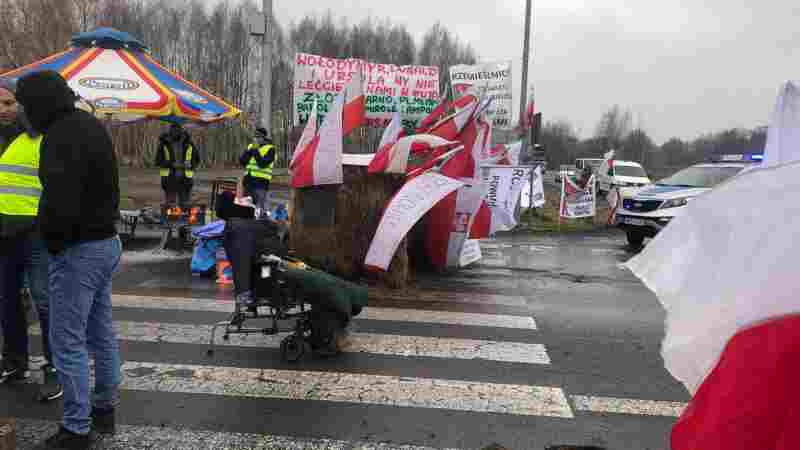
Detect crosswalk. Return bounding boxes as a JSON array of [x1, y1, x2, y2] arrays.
[[6, 288, 687, 449]]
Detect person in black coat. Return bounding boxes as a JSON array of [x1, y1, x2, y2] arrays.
[[15, 70, 121, 448]]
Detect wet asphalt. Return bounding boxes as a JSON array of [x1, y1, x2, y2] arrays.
[[1, 227, 687, 450]]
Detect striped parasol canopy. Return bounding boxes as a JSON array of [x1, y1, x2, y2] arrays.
[[0, 28, 241, 124]]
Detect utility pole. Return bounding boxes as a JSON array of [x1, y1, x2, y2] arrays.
[[261, 0, 273, 136], [519, 0, 533, 128]]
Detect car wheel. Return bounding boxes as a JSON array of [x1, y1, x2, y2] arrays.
[[626, 231, 645, 247]]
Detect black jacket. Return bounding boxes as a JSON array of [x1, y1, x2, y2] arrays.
[[155, 130, 200, 178], [15, 71, 119, 254]]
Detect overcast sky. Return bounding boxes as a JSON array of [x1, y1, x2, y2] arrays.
[[209, 0, 798, 143]]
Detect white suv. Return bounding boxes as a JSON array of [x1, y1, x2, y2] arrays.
[[597, 160, 651, 195]]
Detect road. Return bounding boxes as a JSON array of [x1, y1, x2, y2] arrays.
[[1, 229, 688, 450]]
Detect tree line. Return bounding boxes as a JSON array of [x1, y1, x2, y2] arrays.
[[539, 105, 767, 179], [0, 0, 477, 167]]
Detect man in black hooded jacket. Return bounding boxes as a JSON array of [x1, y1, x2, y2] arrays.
[[15, 70, 121, 450]]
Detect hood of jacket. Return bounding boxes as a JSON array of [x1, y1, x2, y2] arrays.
[[15, 71, 77, 134]]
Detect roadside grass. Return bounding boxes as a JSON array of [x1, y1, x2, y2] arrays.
[[516, 183, 615, 233]]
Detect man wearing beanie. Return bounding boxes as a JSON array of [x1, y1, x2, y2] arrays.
[[15, 70, 121, 449]]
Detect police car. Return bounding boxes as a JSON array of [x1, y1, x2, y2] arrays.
[[616, 153, 762, 246]]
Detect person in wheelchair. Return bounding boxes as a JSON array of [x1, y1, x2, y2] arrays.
[[214, 191, 365, 358]]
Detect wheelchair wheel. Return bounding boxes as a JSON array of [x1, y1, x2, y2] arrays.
[[280, 335, 310, 363]]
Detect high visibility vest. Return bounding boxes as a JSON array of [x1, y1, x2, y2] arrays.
[[0, 133, 43, 217], [245, 144, 274, 181], [160, 144, 194, 178]]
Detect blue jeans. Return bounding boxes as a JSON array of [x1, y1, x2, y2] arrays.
[[1, 232, 51, 367], [49, 236, 122, 435]]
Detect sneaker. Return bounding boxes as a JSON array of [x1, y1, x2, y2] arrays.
[[38, 364, 63, 402], [91, 407, 116, 435], [0, 362, 29, 384], [41, 427, 92, 450]]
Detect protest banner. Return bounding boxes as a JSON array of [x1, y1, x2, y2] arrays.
[[294, 53, 440, 129], [459, 239, 483, 267], [365, 172, 465, 271], [521, 165, 545, 209], [449, 61, 513, 129], [479, 165, 533, 233], [560, 175, 596, 219]]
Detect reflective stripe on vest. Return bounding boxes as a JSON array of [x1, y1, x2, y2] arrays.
[[185, 146, 194, 178], [245, 144, 274, 181], [160, 144, 194, 178], [0, 133, 43, 216]]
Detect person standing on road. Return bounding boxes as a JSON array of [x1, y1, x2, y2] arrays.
[[15, 70, 122, 450], [156, 123, 200, 207], [239, 127, 275, 217], [0, 78, 63, 402]]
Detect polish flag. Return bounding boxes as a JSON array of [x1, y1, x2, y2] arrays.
[[626, 82, 800, 449], [369, 134, 458, 175], [368, 110, 404, 174], [406, 146, 464, 181], [290, 100, 318, 170], [427, 94, 479, 141], [416, 93, 451, 134], [342, 70, 366, 136], [425, 115, 485, 269], [290, 90, 344, 188]]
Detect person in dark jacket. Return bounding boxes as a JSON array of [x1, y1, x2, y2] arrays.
[[0, 78, 63, 402], [238, 127, 275, 217], [15, 70, 121, 449], [155, 123, 200, 206]]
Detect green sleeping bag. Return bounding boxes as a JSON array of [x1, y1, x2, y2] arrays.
[[283, 267, 368, 320]]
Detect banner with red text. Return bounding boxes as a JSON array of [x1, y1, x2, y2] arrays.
[[294, 53, 440, 129]]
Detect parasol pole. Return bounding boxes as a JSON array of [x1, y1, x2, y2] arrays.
[[262, 0, 273, 137]]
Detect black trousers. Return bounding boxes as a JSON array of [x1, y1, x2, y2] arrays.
[[161, 176, 193, 206]]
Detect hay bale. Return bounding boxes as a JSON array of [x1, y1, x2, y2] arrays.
[[290, 165, 408, 288], [0, 417, 15, 450]]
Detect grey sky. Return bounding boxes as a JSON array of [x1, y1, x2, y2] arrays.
[[211, 0, 798, 143]]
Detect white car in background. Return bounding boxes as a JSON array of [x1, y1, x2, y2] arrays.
[[597, 160, 651, 195], [615, 154, 763, 246]]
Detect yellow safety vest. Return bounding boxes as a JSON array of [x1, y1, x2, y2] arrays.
[[160, 144, 194, 178], [245, 144, 274, 181], [0, 133, 43, 216]]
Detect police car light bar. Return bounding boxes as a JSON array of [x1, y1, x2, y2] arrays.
[[713, 153, 763, 163]]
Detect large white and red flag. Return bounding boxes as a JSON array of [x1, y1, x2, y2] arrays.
[[290, 90, 344, 188], [427, 94, 479, 141], [416, 91, 451, 134], [626, 81, 800, 450], [369, 132, 457, 175], [367, 110, 404, 174], [424, 115, 487, 269], [342, 70, 366, 136], [290, 100, 318, 170]]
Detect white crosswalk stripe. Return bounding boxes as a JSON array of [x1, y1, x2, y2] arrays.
[[112, 295, 538, 329], [31, 321, 551, 364], [15, 419, 462, 450], [118, 361, 575, 418], [571, 395, 686, 417]]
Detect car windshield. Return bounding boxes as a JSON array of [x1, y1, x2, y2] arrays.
[[657, 166, 743, 188], [614, 165, 647, 178]]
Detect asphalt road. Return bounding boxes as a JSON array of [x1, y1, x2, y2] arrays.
[[1, 229, 687, 450]]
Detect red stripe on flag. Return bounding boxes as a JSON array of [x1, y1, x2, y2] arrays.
[[367, 142, 393, 174], [343, 97, 365, 136], [671, 314, 800, 450], [469, 201, 491, 239], [290, 135, 319, 188]]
